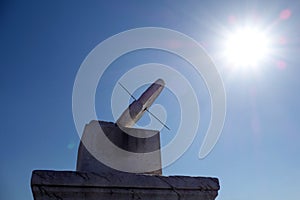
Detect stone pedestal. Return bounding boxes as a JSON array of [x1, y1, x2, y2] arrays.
[[31, 170, 220, 200], [77, 120, 162, 175]]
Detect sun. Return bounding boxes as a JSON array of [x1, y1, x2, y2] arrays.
[[224, 26, 270, 69]]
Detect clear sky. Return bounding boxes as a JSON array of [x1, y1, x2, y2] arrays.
[[1, 1, 300, 200]]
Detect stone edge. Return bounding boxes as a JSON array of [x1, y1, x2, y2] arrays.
[[31, 170, 220, 191]]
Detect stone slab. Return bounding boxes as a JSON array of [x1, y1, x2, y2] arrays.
[[31, 170, 220, 200]]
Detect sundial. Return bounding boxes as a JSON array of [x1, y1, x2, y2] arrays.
[[31, 78, 221, 199], [76, 79, 167, 175], [31, 77, 220, 200]]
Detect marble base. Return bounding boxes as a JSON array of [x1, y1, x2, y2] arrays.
[[31, 170, 220, 200]]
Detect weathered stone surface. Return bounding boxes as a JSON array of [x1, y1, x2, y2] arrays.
[[31, 170, 220, 200], [77, 120, 162, 175]]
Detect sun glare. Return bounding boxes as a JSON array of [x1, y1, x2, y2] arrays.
[[224, 27, 270, 68]]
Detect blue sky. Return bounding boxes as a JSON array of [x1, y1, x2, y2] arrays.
[[1, 1, 300, 200]]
